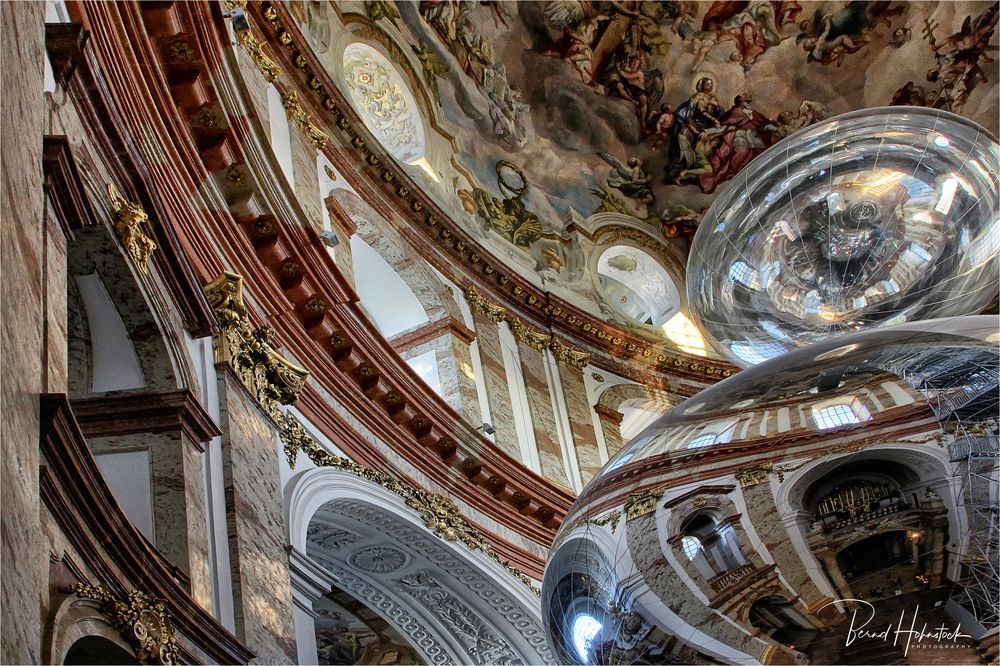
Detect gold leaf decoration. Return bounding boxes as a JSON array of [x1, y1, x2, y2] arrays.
[[107, 183, 156, 274], [236, 29, 282, 83], [204, 272, 308, 418], [282, 90, 329, 149], [278, 413, 538, 593], [72, 584, 179, 665]]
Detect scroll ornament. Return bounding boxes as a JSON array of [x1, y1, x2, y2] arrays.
[[282, 90, 329, 149], [72, 584, 179, 665], [204, 272, 308, 418]]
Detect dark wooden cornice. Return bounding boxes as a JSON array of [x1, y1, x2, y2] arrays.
[[39, 394, 254, 664], [42, 136, 100, 237], [45, 21, 88, 90], [71, 390, 222, 450]]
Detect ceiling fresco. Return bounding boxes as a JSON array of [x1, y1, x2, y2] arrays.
[[384, 0, 998, 231], [289, 0, 998, 347]]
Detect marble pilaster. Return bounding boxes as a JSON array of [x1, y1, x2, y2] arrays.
[[468, 310, 521, 460], [516, 342, 572, 488], [217, 371, 298, 663], [558, 363, 602, 484]]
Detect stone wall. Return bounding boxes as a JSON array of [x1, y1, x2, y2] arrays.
[[1, 2, 47, 662]]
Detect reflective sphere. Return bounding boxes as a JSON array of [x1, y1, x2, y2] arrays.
[[686, 107, 1000, 368], [543, 316, 998, 665]]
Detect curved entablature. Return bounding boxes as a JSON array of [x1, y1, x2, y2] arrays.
[[244, 1, 739, 387]]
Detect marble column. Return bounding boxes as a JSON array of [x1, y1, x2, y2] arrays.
[[217, 370, 298, 663], [814, 547, 855, 602]]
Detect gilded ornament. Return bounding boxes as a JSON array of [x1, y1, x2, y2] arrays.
[[204, 272, 308, 418], [277, 413, 538, 592], [735, 462, 773, 489], [509, 318, 550, 351], [72, 584, 179, 665], [235, 29, 282, 83], [281, 91, 329, 149], [625, 487, 664, 520], [168, 42, 195, 62], [467, 161, 542, 247], [591, 373, 606, 383], [692, 497, 708, 508], [107, 183, 156, 274], [225, 165, 246, 186], [323, 165, 337, 181], [549, 336, 590, 370], [465, 284, 507, 324]]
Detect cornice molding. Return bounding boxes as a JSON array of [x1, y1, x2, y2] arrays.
[[389, 315, 476, 352], [71, 390, 222, 449], [250, 2, 737, 383], [39, 394, 255, 664]]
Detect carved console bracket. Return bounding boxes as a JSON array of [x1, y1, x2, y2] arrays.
[[204, 272, 308, 418], [278, 413, 538, 594], [72, 584, 179, 665]]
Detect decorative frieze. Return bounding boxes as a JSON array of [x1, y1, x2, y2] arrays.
[[72, 584, 179, 665], [282, 90, 328, 149], [735, 462, 772, 489], [107, 183, 156, 273], [625, 487, 665, 520], [278, 413, 538, 593], [204, 272, 308, 418]]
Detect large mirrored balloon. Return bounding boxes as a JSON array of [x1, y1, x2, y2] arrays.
[[686, 107, 999, 368], [542, 316, 998, 665]]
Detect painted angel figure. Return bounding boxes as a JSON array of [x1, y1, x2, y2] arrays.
[[597, 152, 654, 215]]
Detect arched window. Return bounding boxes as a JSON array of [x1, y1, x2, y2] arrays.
[[342, 43, 430, 176], [686, 433, 717, 449], [571, 613, 602, 661], [597, 246, 679, 326], [681, 535, 702, 561]]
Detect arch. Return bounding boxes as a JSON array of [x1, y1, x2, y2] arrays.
[[333, 189, 460, 326], [64, 636, 138, 665], [44, 594, 136, 665], [349, 235, 430, 337], [66, 224, 196, 397], [596, 245, 680, 326], [595, 383, 675, 454], [284, 468, 552, 665]]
